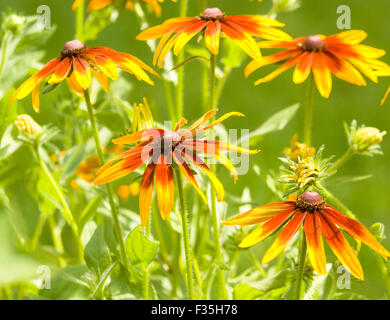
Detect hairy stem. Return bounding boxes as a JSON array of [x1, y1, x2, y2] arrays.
[[295, 232, 307, 300], [328, 148, 354, 173], [209, 53, 228, 299], [175, 168, 194, 299], [304, 75, 315, 146]]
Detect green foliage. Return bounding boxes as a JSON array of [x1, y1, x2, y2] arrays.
[[126, 226, 159, 268]]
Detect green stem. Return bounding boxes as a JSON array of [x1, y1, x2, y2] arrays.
[[295, 232, 307, 300], [316, 183, 356, 219], [143, 217, 151, 300], [35, 146, 83, 263], [31, 212, 47, 252], [83, 89, 130, 273], [209, 53, 227, 299], [176, 0, 188, 120], [248, 250, 267, 278], [175, 168, 194, 300], [376, 254, 390, 299], [328, 148, 354, 173], [47, 214, 66, 267], [75, 1, 84, 41], [303, 75, 315, 146], [215, 67, 232, 105], [0, 32, 10, 76], [192, 251, 205, 299]]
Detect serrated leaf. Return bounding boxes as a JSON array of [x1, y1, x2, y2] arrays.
[[241, 103, 300, 146], [126, 226, 159, 268]]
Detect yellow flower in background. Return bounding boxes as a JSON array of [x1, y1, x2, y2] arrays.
[[9, 40, 157, 112], [117, 182, 140, 202], [137, 7, 291, 68], [223, 191, 390, 280], [245, 30, 390, 98], [72, 0, 177, 17], [283, 133, 315, 162]]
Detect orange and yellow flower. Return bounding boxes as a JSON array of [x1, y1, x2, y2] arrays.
[[72, 0, 177, 17], [94, 109, 259, 226], [136, 7, 291, 68], [283, 133, 315, 162], [245, 30, 390, 98], [9, 40, 157, 112], [223, 190, 390, 280]]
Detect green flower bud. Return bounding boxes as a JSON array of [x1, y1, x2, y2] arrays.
[[14, 114, 42, 137], [355, 127, 386, 152]]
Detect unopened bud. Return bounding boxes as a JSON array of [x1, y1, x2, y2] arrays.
[[272, 0, 301, 12], [14, 114, 42, 137], [3, 14, 25, 34], [355, 127, 386, 151]]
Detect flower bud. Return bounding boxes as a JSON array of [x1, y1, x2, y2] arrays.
[[3, 14, 25, 34], [272, 0, 301, 12], [284, 133, 315, 162], [131, 97, 154, 133], [355, 127, 386, 151], [14, 114, 42, 137], [370, 223, 386, 242]]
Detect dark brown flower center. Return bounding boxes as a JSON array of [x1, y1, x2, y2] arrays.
[[200, 8, 225, 21], [302, 35, 326, 52], [295, 190, 325, 213], [61, 40, 87, 57]]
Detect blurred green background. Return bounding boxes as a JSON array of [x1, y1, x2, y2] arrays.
[[1, 0, 390, 299]]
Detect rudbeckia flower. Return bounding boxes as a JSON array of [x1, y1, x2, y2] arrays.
[[9, 40, 157, 112], [223, 190, 390, 280], [136, 7, 292, 68], [245, 30, 390, 98], [72, 0, 177, 17], [94, 109, 259, 226]]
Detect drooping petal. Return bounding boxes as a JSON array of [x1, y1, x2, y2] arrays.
[[72, 56, 92, 89], [324, 207, 390, 259], [139, 163, 156, 226], [66, 71, 84, 95], [239, 209, 297, 248], [381, 86, 390, 106], [91, 68, 109, 91], [173, 20, 207, 55], [204, 21, 221, 55], [183, 109, 218, 134], [48, 57, 72, 84], [319, 213, 364, 280], [181, 150, 224, 201], [293, 52, 314, 84], [262, 212, 306, 264], [155, 157, 175, 219], [304, 212, 327, 275], [223, 201, 295, 226], [9, 57, 61, 107], [312, 52, 332, 98], [172, 150, 207, 204]]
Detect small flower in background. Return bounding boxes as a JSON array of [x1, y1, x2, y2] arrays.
[[94, 109, 259, 226], [245, 30, 390, 98], [9, 40, 158, 112], [136, 7, 291, 68], [117, 182, 140, 202], [280, 146, 333, 195], [346, 120, 386, 156], [223, 190, 390, 280], [14, 114, 42, 137], [76, 155, 101, 183], [72, 0, 177, 17], [131, 97, 154, 133], [283, 133, 315, 162]]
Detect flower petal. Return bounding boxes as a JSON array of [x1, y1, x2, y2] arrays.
[[319, 213, 364, 280], [312, 52, 332, 98], [262, 212, 306, 264], [155, 159, 175, 220], [304, 212, 327, 275], [73, 56, 91, 89], [139, 163, 156, 226]]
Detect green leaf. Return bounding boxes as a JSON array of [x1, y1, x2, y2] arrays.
[[95, 110, 126, 132], [79, 193, 104, 231], [84, 225, 111, 277], [233, 283, 263, 300], [241, 103, 300, 146], [221, 38, 248, 69], [59, 142, 86, 180], [126, 226, 159, 268]]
